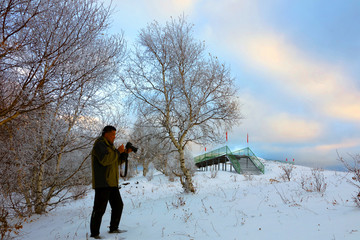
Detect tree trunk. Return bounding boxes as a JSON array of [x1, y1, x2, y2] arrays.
[[178, 148, 195, 193], [143, 160, 149, 177], [34, 108, 47, 214], [34, 163, 45, 214]]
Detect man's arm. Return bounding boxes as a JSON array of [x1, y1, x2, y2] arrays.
[[94, 141, 117, 166]]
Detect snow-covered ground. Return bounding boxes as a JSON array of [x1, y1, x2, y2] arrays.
[[17, 160, 359, 240]]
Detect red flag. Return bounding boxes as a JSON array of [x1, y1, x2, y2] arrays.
[[226, 132, 228, 142], [247, 133, 249, 144], [205, 147, 207, 152]]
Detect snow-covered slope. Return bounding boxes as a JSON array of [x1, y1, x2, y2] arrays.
[[17, 160, 359, 240]]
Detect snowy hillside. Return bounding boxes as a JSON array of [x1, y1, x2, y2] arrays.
[[17, 160, 359, 240]]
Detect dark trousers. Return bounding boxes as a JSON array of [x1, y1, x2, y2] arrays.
[[90, 187, 124, 236]]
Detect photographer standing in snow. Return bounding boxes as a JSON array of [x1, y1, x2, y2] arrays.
[[90, 125, 133, 239]]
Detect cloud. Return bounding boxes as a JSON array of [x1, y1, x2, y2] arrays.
[[239, 33, 360, 122], [233, 92, 323, 144], [106, 0, 199, 40], [119, 0, 197, 21], [326, 95, 360, 121], [266, 114, 322, 143], [314, 138, 360, 152], [197, 1, 360, 122], [142, 0, 197, 19]]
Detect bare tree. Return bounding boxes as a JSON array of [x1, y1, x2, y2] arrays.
[[122, 16, 241, 193]]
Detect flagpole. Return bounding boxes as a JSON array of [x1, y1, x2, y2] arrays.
[[247, 133, 249, 156], [247, 133, 249, 147]]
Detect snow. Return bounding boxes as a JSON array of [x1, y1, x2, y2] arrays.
[[17, 160, 360, 240]]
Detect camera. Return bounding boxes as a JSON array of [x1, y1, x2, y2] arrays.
[[125, 142, 138, 153]]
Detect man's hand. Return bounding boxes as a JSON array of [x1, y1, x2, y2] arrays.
[[118, 144, 133, 154], [118, 144, 125, 153]]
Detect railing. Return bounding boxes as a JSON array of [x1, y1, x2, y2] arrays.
[[225, 149, 242, 174], [194, 146, 232, 164], [233, 147, 265, 174]]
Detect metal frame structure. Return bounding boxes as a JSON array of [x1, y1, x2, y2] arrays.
[[194, 146, 265, 174]]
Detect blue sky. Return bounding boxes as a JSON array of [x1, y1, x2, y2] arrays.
[[106, 0, 360, 169]]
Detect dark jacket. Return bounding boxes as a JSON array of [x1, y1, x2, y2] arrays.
[[91, 136, 128, 189]]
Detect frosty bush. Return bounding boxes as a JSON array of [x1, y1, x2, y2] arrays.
[[0, 4, 126, 238], [145, 163, 155, 181], [166, 151, 198, 191], [301, 169, 327, 193]]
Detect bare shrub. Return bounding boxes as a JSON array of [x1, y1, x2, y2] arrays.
[[0, 205, 12, 240], [0, 195, 27, 240], [172, 196, 186, 209], [338, 153, 360, 207], [70, 185, 89, 201], [312, 169, 327, 192], [210, 168, 218, 179], [243, 173, 254, 181], [181, 208, 193, 223], [279, 164, 294, 181], [274, 185, 291, 204], [301, 168, 327, 193], [230, 175, 238, 182], [130, 199, 142, 209], [354, 192, 360, 208]]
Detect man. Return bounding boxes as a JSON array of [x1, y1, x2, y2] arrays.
[[90, 125, 132, 239]]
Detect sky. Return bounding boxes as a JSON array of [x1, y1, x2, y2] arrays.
[[105, 0, 360, 170]]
